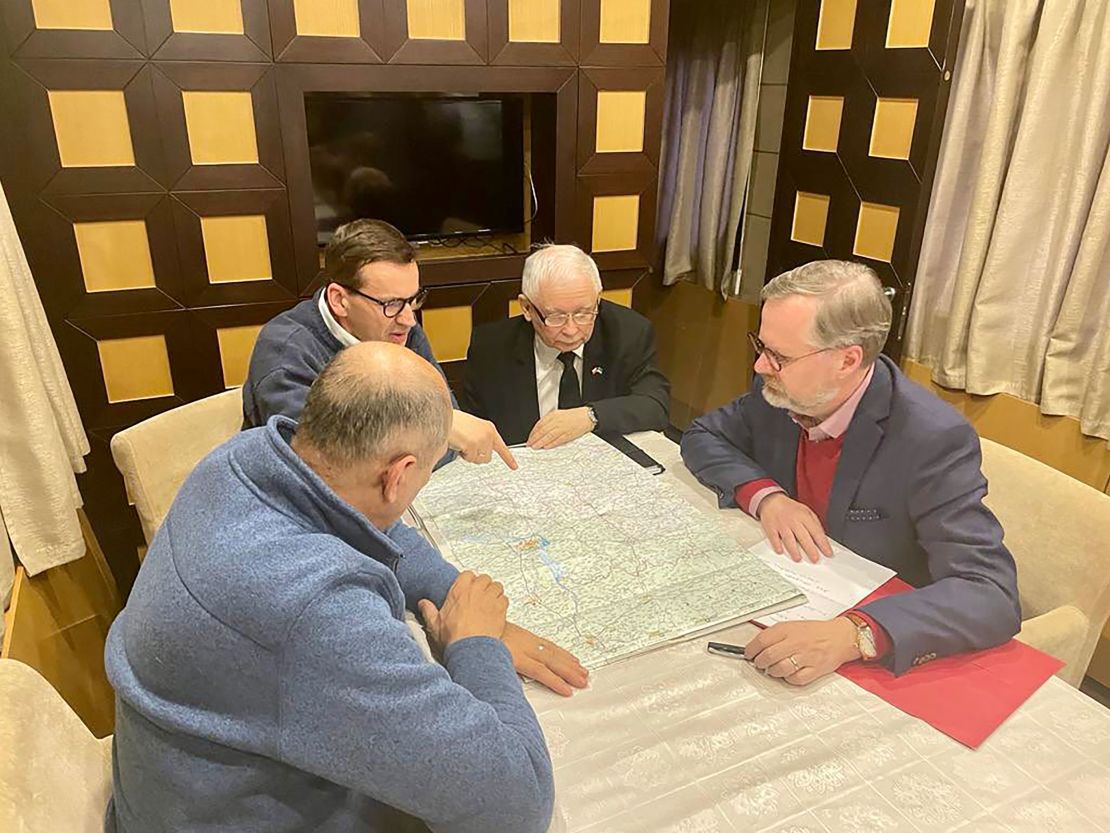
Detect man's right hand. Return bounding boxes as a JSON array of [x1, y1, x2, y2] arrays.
[[418, 571, 508, 648], [450, 410, 518, 469], [758, 493, 833, 563]]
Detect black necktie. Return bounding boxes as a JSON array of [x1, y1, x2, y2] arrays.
[[557, 351, 582, 410]]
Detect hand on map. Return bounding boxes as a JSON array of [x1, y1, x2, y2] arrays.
[[758, 493, 833, 563], [502, 622, 589, 697], [418, 571, 508, 647], [745, 618, 860, 685], [526, 408, 594, 449], [450, 410, 518, 468]]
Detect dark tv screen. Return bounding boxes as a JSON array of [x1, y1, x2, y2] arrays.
[[305, 94, 525, 242]]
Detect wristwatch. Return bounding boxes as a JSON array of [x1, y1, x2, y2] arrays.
[[843, 612, 878, 661], [585, 405, 598, 428]]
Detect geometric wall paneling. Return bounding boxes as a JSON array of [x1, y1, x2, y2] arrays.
[[381, 0, 488, 64], [487, 0, 580, 65], [275, 63, 577, 292], [192, 301, 297, 389], [3, 0, 145, 59], [58, 309, 211, 429], [268, 0, 388, 62], [35, 192, 183, 318], [419, 282, 487, 364], [13, 59, 168, 193], [580, 0, 667, 66], [766, 0, 964, 360], [152, 62, 283, 190], [170, 189, 298, 306], [575, 171, 656, 271], [576, 66, 663, 174], [141, 0, 272, 61]]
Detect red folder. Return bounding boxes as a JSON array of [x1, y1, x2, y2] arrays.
[[837, 578, 1064, 749]]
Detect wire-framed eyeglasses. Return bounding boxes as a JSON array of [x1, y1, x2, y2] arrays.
[[523, 296, 599, 328]]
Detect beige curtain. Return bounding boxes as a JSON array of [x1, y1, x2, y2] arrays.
[[656, 0, 767, 295], [906, 0, 1110, 442], [0, 179, 90, 615]]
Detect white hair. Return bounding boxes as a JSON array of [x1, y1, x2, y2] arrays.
[[761, 260, 892, 364], [521, 244, 602, 299]]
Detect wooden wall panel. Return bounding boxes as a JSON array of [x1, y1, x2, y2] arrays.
[[767, 0, 964, 361]]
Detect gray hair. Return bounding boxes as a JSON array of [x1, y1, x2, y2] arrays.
[[521, 244, 602, 299], [296, 349, 451, 468], [762, 260, 892, 364]]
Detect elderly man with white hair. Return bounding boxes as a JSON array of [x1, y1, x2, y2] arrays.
[[682, 260, 1021, 685], [462, 244, 670, 447]]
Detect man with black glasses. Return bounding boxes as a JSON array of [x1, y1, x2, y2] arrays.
[[462, 244, 670, 448], [242, 218, 515, 470]]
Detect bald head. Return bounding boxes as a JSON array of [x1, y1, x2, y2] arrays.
[[296, 341, 452, 470]]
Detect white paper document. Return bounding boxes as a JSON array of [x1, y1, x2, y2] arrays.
[[750, 538, 895, 626]]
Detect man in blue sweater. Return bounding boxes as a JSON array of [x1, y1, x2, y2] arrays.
[[242, 218, 515, 470], [241, 219, 587, 697], [105, 342, 556, 833]]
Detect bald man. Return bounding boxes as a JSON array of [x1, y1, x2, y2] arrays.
[[104, 343, 572, 833]]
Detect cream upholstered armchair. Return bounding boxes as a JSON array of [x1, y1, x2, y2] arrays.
[[979, 438, 1110, 686], [0, 659, 113, 832], [110, 388, 244, 547]]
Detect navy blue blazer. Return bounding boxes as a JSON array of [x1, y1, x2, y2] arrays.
[[680, 356, 1021, 674]]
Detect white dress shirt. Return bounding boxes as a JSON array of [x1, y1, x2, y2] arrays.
[[534, 337, 584, 418], [318, 292, 359, 348]]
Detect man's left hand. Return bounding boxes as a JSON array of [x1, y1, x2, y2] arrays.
[[744, 618, 860, 686], [502, 623, 589, 696], [527, 408, 594, 449]]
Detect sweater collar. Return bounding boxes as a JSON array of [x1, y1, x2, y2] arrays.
[[231, 416, 406, 568]]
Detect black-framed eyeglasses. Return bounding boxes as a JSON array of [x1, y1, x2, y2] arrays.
[[748, 332, 830, 373], [348, 287, 428, 318], [522, 295, 599, 328]]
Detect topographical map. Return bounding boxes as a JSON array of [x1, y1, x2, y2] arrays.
[[412, 433, 803, 669]]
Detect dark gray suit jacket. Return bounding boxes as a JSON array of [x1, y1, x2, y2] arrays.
[[462, 301, 670, 446], [680, 356, 1021, 674]]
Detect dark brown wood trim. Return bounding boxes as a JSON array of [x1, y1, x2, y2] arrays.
[[151, 61, 284, 190], [5, 0, 146, 59], [383, 0, 488, 65], [575, 171, 657, 272], [576, 66, 663, 175], [487, 0, 580, 66], [579, 0, 668, 67], [169, 189, 299, 307], [141, 0, 272, 61], [269, 0, 388, 63]]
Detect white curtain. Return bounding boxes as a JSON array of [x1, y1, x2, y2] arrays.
[[906, 0, 1110, 442], [0, 179, 90, 635], [656, 0, 768, 296]]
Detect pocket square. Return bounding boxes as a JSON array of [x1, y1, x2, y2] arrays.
[[847, 507, 885, 522]]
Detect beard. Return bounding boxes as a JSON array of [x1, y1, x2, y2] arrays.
[[760, 375, 839, 417]]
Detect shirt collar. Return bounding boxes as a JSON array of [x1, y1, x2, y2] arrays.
[[318, 290, 360, 348], [792, 364, 875, 441], [533, 334, 584, 368]]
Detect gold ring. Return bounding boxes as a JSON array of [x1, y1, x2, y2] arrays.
[[788, 655, 801, 672]]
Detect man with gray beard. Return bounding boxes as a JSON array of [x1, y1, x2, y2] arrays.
[[681, 260, 1020, 685]]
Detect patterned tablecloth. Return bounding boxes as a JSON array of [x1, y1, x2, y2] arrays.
[[526, 433, 1110, 832]]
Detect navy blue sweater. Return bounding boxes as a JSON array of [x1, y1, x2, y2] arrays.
[[241, 293, 457, 466], [104, 417, 553, 833]]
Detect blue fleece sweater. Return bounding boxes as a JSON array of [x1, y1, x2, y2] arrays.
[[241, 292, 457, 467], [104, 417, 553, 833]]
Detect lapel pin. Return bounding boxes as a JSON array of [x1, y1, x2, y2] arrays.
[[591, 366, 604, 376]]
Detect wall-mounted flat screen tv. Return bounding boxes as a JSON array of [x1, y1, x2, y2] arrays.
[[305, 93, 525, 243]]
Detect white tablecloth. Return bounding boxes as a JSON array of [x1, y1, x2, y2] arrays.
[[523, 433, 1110, 832]]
